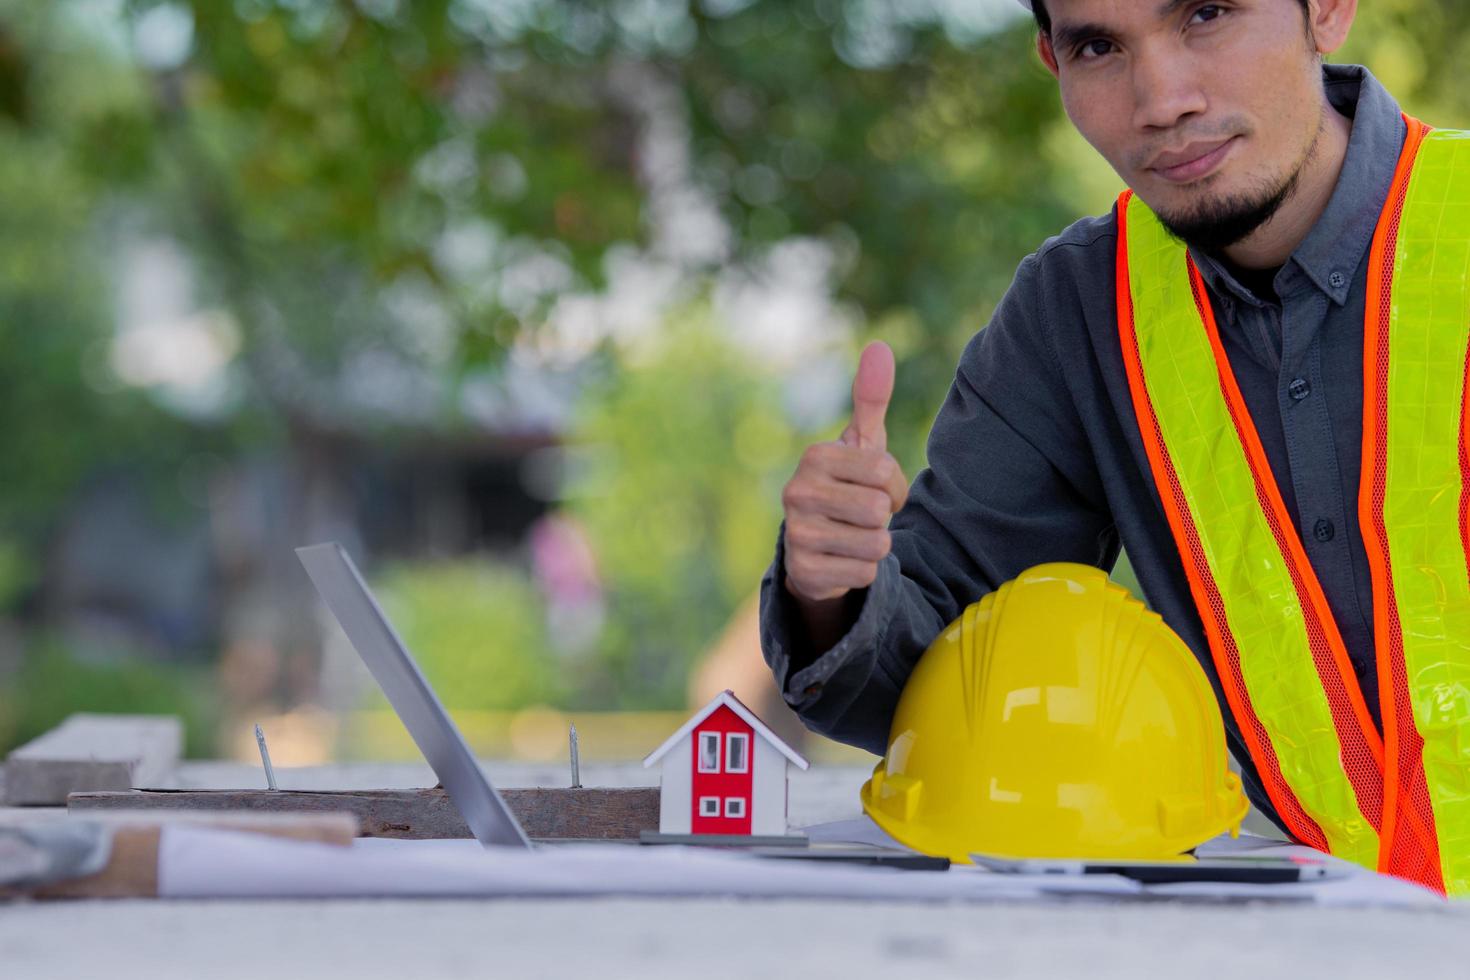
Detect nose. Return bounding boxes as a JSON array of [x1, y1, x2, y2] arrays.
[[1130, 43, 1207, 132]]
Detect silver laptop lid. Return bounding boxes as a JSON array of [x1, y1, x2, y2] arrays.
[[296, 542, 531, 849]]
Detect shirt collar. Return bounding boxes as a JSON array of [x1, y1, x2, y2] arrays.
[[1189, 64, 1406, 310]]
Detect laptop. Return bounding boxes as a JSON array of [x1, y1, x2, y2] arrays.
[[296, 542, 533, 849]]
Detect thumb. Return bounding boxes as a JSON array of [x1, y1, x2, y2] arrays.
[[842, 341, 895, 452]]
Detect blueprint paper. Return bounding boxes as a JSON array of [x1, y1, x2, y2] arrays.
[[159, 826, 1138, 901], [802, 820, 1444, 908], [156, 825, 1443, 908]]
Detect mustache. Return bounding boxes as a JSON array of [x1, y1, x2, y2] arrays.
[[1129, 119, 1251, 171]]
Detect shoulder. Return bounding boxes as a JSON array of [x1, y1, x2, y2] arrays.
[[946, 209, 1121, 486], [979, 207, 1119, 362], [961, 207, 1119, 393], [1024, 209, 1119, 290]]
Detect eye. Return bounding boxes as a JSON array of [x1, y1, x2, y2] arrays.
[[1191, 4, 1226, 25], [1075, 38, 1116, 61]]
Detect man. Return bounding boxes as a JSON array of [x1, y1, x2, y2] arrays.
[[760, 0, 1470, 895]]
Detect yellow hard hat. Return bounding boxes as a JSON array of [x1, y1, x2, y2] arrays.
[[860, 562, 1247, 863]]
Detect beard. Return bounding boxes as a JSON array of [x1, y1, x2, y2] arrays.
[[1149, 108, 1324, 254], [1153, 167, 1303, 253]]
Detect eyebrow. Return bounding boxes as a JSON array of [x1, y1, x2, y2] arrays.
[[1050, 20, 1114, 54], [1050, 0, 1202, 55], [1156, 0, 1200, 15]]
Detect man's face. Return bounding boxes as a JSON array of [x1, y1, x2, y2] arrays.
[[1040, 0, 1329, 249]]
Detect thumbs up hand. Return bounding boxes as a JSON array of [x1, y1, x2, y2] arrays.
[[781, 342, 910, 605]]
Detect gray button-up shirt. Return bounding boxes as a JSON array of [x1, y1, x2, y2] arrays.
[[758, 63, 1408, 833]]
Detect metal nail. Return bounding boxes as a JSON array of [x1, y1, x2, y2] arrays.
[[255, 723, 279, 791], [569, 723, 581, 789]]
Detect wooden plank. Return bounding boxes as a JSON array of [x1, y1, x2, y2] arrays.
[[502, 787, 661, 840], [68, 786, 661, 840], [8, 813, 358, 900], [3, 714, 183, 805]]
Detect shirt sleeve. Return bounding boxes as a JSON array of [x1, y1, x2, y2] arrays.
[[758, 248, 1121, 755]]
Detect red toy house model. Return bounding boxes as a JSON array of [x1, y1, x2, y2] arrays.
[[642, 690, 809, 838]]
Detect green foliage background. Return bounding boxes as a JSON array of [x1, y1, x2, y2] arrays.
[[373, 559, 561, 711], [2, 0, 1469, 749], [562, 314, 801, 708]]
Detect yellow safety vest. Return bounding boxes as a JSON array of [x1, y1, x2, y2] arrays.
[[1116, 116, 1470, 897]]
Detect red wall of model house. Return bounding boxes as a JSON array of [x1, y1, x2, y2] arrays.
[[689, 704, 754, 835]]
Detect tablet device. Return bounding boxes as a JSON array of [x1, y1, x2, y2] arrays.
[[969, 852, 1342, 884]]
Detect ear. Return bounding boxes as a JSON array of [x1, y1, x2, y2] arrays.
[[1309, 0, 1357, 55], [1036, 30, 1059, 76]]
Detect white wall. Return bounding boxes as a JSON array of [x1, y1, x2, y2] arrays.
[[750, 737, 789, 836], [657, 740, 693, 834]]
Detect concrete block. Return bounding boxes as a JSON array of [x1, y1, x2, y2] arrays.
[[3, 714, 183, 805]]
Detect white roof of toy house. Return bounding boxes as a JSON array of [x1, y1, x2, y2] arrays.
[[642, 690, 810, 770]]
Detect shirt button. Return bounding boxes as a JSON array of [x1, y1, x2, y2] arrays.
[[1289, 378, 1312, 401], [1314, 519, 1336, 543], [1329, 270, 1347, 289]]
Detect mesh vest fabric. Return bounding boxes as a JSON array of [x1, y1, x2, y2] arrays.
[[1115, 117, 1470, 896], [1362, 124, 1470, 896]]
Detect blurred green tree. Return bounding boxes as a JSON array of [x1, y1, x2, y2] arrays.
[[0, 7, 206, 605], [372, 557, 562, 711], [0, 638, 219, 756], [97, 1, 1087, 459], [4, 0, 1470, 731], [561, 310, 797, 708]]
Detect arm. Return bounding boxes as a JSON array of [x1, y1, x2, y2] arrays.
[[759, 250, 1120, 755]]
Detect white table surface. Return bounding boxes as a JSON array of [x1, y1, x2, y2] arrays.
[[3, 762, 1468, 980]]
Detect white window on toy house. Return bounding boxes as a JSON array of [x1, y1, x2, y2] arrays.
[[724, 797, 746, 819], [699, 796, 721, 817], [725, 732, 749, 773], [698, 731, 720, 772]]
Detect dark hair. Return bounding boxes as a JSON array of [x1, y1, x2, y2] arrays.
[[1030, 0, 1311, 37]]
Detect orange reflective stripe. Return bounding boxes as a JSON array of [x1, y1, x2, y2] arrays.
[[1462, 339, 1470, 597], [1115, 191, 1331, 852], [1362, 116, 1423, 869]]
